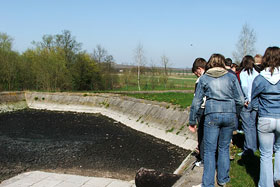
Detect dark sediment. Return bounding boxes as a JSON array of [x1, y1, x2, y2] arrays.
[[0, 109, 190, 182]]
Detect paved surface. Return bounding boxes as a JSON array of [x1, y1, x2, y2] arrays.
[[0, 155, 208, 187], [173, 153, 203, 187], [0, 171, 136, 187], [173, 153, 221, 187]]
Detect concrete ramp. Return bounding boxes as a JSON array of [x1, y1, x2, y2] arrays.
[[0, 92, 27, 113]]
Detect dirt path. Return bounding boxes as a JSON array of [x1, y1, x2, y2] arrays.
[[0, 109, 190, 182]]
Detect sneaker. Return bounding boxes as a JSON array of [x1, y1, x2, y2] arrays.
[[236, 130, 244, 134], [237, 151, 244, 156], [195, 161, 204, 167], [218, 182, 226, 186]]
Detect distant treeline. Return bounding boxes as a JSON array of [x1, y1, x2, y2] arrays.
[[0, 30, 120, 91], [0, 30, 193, 92]]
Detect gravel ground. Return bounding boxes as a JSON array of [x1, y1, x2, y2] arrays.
[[0, 109, 190, 182]]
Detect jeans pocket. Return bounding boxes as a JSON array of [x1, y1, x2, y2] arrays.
[[258, 118, 271, 133], [205, 114, 219, 126]]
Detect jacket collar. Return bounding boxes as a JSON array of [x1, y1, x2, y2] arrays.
[[205, 67, 228, 78], [260, 68, 280, 85]]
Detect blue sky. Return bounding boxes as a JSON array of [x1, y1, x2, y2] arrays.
[[1, 0, 279, 68]]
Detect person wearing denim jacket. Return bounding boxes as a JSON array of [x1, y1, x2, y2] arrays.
[[251, 47, 280, 187], [239, 55, 259, 157], [189, 54, 244, 187], [192, 57, 207, 166]]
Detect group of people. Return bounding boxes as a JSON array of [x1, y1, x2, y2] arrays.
[[188, 46, 280, 187]]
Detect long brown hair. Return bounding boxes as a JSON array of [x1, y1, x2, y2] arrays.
[[206, 54, 226, 70], [240, 55, 255, 75], [262, 46, 280, 75]]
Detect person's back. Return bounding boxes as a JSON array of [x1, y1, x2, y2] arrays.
[[199, 69, 243, 115], [189, 56, 244, 124], [252, 67, 280, 118], [225, 57, 236, 75], [240, 68, 259, 101], [251, 46, 280, 187], [239, 55, 259, 102], [189, 54, 244, 187], [238, 55, 259, 157]]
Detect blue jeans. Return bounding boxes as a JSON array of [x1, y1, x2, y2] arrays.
[[258, 117, 280, 187], [202, 113, 236, 187], [240, 107, 257, 154]]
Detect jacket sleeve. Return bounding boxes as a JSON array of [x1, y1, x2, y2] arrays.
[[189, 79, 205, 125], [232, 76, 245, 115], [251, 76, 264, 111]]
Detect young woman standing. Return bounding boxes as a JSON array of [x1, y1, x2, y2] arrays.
[[189, 54, 244, 187], [239, 55, 259, 157], [251, 46, 280, 187]]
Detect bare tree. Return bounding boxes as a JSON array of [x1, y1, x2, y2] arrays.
[[92, 45, 117, 90], [161, 55, 170, 76], [233, 23, 257, 63], [161, 55, 170, 88], [55, 30, 82, 66], [134, 43, 146, 91], [149, 59, 158, 90], [92, 44, 108, 63]]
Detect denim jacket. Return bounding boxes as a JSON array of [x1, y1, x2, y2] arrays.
[[251, 68, 280, 118], [189, 67, 245, 125]]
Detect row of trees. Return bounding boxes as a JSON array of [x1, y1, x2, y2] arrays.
[[0, 30, 117, 91], [0, 24, 257, 91], [0, 30, 179, 92]]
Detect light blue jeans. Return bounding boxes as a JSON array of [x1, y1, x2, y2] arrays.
[[258, 117, 280, 187], [202, 113, 236, 187], [240, 107, 257, 154]]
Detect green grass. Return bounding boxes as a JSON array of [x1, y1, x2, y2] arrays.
[[227, 144, 260, 187], [116, 74, 196, 91], [111, 85, 195, 91], [123, 92, 194, 108]]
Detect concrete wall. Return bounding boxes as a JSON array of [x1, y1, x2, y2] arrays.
[[0, 91, 27, 113], [0, 91, 197, 151]]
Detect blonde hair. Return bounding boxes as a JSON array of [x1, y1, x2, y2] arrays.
[[254, 54, 262, 64]]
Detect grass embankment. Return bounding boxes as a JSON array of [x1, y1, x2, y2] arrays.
[[124, 92, 194, 108], [125, 92, 259, 187]]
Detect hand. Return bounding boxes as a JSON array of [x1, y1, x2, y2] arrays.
[[244, 101, 249, 107], [189, 125, 197, 133]]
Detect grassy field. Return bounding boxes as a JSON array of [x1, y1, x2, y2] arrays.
[[124, 92, 259, 187], [123, 92, 194, 108], [115, 74, 197, 91]]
